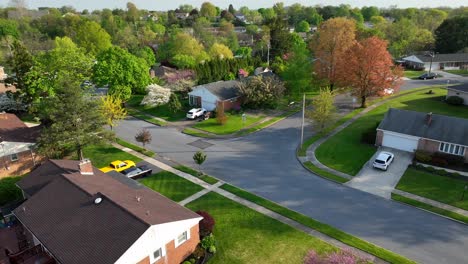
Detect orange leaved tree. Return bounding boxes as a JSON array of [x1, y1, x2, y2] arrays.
[[336, 36, 403, 108]]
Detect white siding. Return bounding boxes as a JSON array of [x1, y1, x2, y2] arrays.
[[114, 218, 201, 264], [447, 90, 468, 105], [188, 87, 219, 111], [382, 131, 420, 152], [0, 141, 35, 158]]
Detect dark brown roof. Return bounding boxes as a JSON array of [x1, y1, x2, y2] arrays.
[[0, 113, 41, 143], [15, 159, 201, 264]]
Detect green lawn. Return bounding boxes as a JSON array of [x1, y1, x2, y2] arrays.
[[82, 144, 142, 168], [392, 193, 468, 224], [182, 128, 213, 138], [316, 87, 468, 176], [186, 192, 337, 264], [220, 184, 415, 264], [445, 69, 468, 77], [193, 113, 264, 135], [0, 176, 22, 206], [127, 108, 167, 126], [395, 167, 468, 211], [404, 70, 424, 79], [303, 162, 349, 183], [174, 165, 219, 185], [127, 94, 190, 122], [139, 171, 203, 202], [116, 138, 155, 157]]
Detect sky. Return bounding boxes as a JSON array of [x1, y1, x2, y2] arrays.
[[0, 0, 466, 11]]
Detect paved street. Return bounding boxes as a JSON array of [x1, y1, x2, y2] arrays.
[[115, 78, 468, 264]]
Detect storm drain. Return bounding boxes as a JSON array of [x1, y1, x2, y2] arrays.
[[187, 139, 214, 149]]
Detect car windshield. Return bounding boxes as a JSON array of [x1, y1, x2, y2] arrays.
[[188, 110, 194, 114], [374, 159, 385, 164]]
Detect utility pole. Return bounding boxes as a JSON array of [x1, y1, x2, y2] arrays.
[[267, 42, 270, 66], [300, 93, 305, 146], [428, 51, 436, 75]]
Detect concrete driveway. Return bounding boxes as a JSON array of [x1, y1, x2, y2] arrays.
[[346, 148, 413, 199]]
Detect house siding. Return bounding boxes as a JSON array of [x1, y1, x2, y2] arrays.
[[447, 90, 468, 105], [0, 149, 40, 178], [418, 138, 468, 162]]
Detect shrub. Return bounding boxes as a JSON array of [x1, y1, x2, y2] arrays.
[[431, 157, 449, 167], [196, 211, 215, 237], [433, 152, 465, 166], [208, 245, 216, 254], [216, 102, 227, 125], [182, 261, 191, 264], [414, 150, 433, 163], [167, 93, 182, 113], [446, 96, 464, 105], [201, 234, 216, 250], [192, 245, 205, 259], [360, 121, 379, 145], [0, 177, 22, 206]]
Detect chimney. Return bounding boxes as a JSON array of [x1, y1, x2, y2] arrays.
[[79, 159, 94, 175], [426, 112, 433, 126]]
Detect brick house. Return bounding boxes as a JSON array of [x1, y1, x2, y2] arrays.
[[0, 113, 42, 178], [376, 108, 468, 162], [188, 80, 242, 111], [447, 83, 468, 106], [12, 159, 202, 264]]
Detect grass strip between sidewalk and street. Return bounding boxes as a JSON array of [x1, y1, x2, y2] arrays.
[[116, 138, 155, 157], [220, 184, 416, 264], [127, 108, 167, 127], [391, 193, 468, 224], [174, 165, 219, 185], [182, 128, 213, 138], [303, 161, 349, 183]]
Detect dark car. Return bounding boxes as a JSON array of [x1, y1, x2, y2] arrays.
[[418, 72, 438, 80], [121, 165, 152, 179]]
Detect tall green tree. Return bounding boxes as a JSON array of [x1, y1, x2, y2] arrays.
[[306, 88, 336, 131], [281, 43, 313, 95], [435, 16, 468, 53], [200, 2, 217, 18], [8, 40, 33, 94], [74, 20, 112, 56], [38, 84, 112, 160]]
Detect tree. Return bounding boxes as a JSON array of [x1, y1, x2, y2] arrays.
[[209, 43, 233, 59], [193, 151, 207, 173], [74, 21, 112, 56], [93, 46, 151, 99], [361, 6, 380, 21], [311, 18, 356, 91], [435, 16, 468, 53], [7, 40, 33, 95], [336, 37, 402, 108], [216, 101, 227, 125], [159, 32, 209, 67], [38, 85, 111, 160], [295, 20, 310, 33], [135, 128, 152, 147], [239, 75, 285, 109], [200, 2, 217, 18], [126, 2, 139, 24], [167, 93, 182, 113], [100, 95, 127, 130], [306, 88, 336, 131], [196, 211, 215, 237], [281, 43, 313, 95], [228, 4, 236, 15], [141, 84, 171, 106]]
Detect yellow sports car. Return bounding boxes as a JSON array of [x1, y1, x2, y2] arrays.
[[100, 160, 136, 173]]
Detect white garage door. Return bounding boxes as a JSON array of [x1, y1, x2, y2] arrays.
[[382, 132, 419, 152]]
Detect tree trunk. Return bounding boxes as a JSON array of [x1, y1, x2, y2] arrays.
[[110, 125, 113, 130], [78, 147, 84, 161], [330, 83, 334, 91], [361, 96, 367, 108]]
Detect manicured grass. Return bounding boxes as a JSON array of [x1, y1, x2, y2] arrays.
[[193, 113, 264, 135], [404, 70, 424, 79], [174, 165, 219, 185], [303, 161, 349, 183], [127, 94, 189, 122], [391, 193, 468, 224], [116, 138, 155, 157], [238, 108, 299, 136], [316, 87, 468, 176], [395, 167, 468, 210], [182, 128, 213, 138], [220, 184, 415, 264], [82, 144, 142, 168], [139, 171, 203, 202], [127, 108, 167, 126], [0, 176, 22, 206], [186, 192, 337, 264], [445, 69, 468, 77]]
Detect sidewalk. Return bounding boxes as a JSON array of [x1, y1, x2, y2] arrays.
[[113, 143, 386, 263]]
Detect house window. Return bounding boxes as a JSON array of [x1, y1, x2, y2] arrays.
[[153, 248, 162, 261], [439, 142, 465, 156], [175, 231, 188, 247], [10, 153, 18, 161]]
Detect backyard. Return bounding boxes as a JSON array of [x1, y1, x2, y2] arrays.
[[193, 113, 265, 135], [126, 94, 190, 122], [139, 171, 203, 202], [395, 167, 468, 211], [316, 87, 468, 176]]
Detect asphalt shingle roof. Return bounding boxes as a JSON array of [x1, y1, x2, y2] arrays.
[[198, 80, 240, 100], [378, 108, 468, 146], [0, 113, 41, 143], [448, 83, 468, 93], [414, 53, 468, 63]]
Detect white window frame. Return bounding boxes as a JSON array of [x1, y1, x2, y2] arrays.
[[175, 230, 190, 248], [10, 153, 18, 161], [150, 247, 163, 263], [439, 142, 465, 156]]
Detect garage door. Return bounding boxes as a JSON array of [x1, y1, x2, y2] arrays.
[[382, 132, 419, 152]]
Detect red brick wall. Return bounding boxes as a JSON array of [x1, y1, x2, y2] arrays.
[[0, 150, 42, 178], [375, 130, 383, 146], [164, 225, 200, 264], [417, 139, 440, 153], [220, 97, 242, 111], [136, 256, 150, 264]]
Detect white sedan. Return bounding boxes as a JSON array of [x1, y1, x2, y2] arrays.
[[186, 108, 206, 119], [372, 151, 395, 171]]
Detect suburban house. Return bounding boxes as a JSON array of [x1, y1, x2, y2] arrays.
[[447, 83, 468, 105], [188, 80, 242, 111], [376, 108, 468, 162], [401, 53, 468, 71], [0, 113, 41, 178], [9, 159, 202, 264]]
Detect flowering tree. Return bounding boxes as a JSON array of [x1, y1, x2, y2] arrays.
[[141, 84, 171, 106]]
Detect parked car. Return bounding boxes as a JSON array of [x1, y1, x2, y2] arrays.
[[186, 108, 206, 119], [372, 152, 395, 171], [121, 165, 152, 179], [100, 160, 136, 173], [418, 72, 438, 80]]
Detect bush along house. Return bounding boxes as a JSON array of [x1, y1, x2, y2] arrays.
[[8, 159, 202, 264]]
